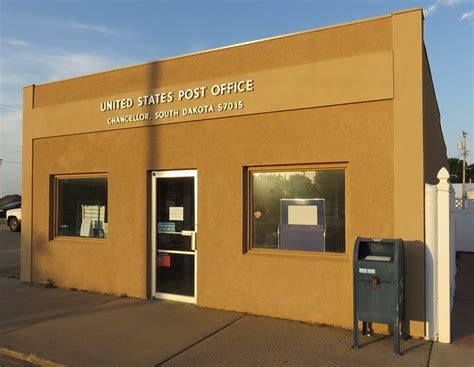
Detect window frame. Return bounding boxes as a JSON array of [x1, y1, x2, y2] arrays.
[[245, 163, 347, 255], [53, 173, 109, 240]]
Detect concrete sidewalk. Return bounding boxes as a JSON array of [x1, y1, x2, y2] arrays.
[[430, 343, 474, 367], [0, 277, 465, 366], [428, 251, 474, 367]]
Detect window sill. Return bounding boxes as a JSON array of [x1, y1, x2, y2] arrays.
[[51, 236, 109, 244], [246, 247, 349, 260]]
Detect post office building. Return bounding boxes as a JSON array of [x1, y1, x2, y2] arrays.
[[21, 8, 447, 338]]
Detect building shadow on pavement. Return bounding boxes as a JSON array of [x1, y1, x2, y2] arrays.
[[451, 252, 474, 347]]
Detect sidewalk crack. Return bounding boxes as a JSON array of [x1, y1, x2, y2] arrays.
[[155, 314, 247, 366]]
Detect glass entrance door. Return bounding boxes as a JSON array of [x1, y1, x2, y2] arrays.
[[152, 170, 197, 303]]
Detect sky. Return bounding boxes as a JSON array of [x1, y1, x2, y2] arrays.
[[0, 0, 473, 196]]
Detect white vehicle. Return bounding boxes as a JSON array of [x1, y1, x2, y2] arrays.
[[6, 207, 21, 232]]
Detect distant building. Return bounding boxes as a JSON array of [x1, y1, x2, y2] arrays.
[[452, 183, 474, 199]]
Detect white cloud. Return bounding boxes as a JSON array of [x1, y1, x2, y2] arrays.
[[441, 0, 462, 5], [0, 110, 22, 196], [0, 47, 129, 196], [70, 21, 123, 37], [0, 86, 23, 108], [0, 72, 35, 87], [460, 11, 474, 20], [35, 52, 121, 81], [424, 5, 439, 16], [424, 0, 465, 16], [1, 48, 126, 118], [0, 38, 29, 46], [1, 49, 128, 85], [0, 111, 22, 146]]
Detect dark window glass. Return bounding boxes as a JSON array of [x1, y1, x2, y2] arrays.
[[57, 178, 108, 238], [157, 253, 194, 296], [156, 177, 195, 252], [251, 169, 345, 253]]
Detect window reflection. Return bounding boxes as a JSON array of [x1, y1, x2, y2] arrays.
[[251, 169, 345, 252], [57, 177, 108, 238]]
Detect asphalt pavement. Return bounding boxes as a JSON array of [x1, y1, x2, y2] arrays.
[[452, 252, 474, 347], [0, 222, 20, 279]]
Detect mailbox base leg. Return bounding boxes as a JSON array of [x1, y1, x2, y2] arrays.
[[402, 317, 408, 340], [353, 318, 359, 349], [394, 321, 401, 355]]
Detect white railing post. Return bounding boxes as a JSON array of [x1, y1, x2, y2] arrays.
[[425, 183, 438, 340], [449, 189, 457, 309], [437, 167, 451, 343]]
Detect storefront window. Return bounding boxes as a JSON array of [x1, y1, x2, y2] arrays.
[[56, 177, 108, 238], [250, 168, 345, 253]]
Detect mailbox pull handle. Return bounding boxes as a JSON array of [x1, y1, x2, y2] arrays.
[[182, 230, 196, 251], [371, 276, 381, 289]]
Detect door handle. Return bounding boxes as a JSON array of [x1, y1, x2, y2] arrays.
[[181, 230, 196, 251]]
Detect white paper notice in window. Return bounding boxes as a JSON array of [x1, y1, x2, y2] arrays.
[[169, 207, 184, 221], [80, 220, 93, 237], [288, 205, 318, 225]]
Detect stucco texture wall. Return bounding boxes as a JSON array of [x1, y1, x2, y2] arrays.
[[31, 100, 394, 330]]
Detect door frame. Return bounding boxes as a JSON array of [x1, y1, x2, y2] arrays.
[[151, 169, 198, 303]]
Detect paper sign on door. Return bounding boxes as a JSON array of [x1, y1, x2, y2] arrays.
[[169, 207, 184, 221]]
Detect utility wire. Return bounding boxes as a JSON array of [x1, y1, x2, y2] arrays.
[[0, 150, 21, 155], [0, 104, 22, 112], [1, 160, 22, 164], [0, 143, 21, 148], [0, 146, 21, 150]]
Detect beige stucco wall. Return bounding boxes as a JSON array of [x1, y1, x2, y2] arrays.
[[21, 8, 438, 337], [391, 8, 426, 337], [31, 101, 394, 328]]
